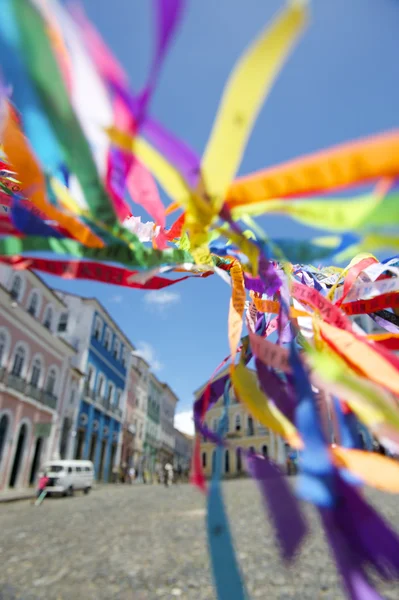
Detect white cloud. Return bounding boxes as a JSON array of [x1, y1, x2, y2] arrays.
[[109, 294, 123, 303], [143, 290, 180, 310], [135, 341, 163, 372], [174, 410, 195, 437]]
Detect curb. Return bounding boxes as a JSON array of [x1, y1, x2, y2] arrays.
[[0, 493, 35, 504]]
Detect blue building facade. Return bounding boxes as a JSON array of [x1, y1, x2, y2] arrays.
[[71, 304, 131, 482]]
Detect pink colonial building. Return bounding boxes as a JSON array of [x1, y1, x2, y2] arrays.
[[0, 264, 83, 493]]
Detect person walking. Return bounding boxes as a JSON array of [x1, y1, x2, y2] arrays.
[[33, 471, 49, 506], [128, 466, 135, 484]]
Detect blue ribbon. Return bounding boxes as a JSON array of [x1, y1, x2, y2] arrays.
[[290, 343, 336, 508], [206, 380, 249, 600], [0, 0, 64, 175]]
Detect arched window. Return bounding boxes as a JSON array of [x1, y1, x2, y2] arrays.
[[46, 367, 57, 395], [93, 316, 102, 340], [261, 445, 268, 458], [12, 346, 25, 377], [225, 449, 230, 473], [43, 306, 53, 330], [104, 328, 112, 351], [10, 276, 22, 301], [58, 312, 68, 333], [236, 448, 242, 473], [235, 414, 241, 432], [97, 374, 105, 398], [202, 452, 207, 468], [113, 338, 120, 360], [86, 365, 95, 390], [0, 413, 10, 467], [0, 332, 7, 366], [247, 416, 254, 437], [27, 291, 39, 317], [30, 357, 42, 388], [69, 388, 76, 405], [106, 382, 115, 404], [115, 389, 122, 408], [249, 446, 256, 455]]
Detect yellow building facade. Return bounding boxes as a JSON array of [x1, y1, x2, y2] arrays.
[[196, 371, 287, 479]]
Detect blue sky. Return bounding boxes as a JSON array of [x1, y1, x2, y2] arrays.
[[44, 0, 399, 426]]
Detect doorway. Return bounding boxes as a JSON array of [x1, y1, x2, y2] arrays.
[[108, 443, 117, 482], [9, 423, 27, 488], [29, 437, 43, 485], [74, 428, 85, 459], [98, 439, 107, 481], [0, 414, 10, 469], [89, 433, 97, 463], [59, 418, 71, 459]]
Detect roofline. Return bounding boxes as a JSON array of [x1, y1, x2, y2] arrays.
[[161, 382, 179, 403], [82, 297, 135, 351], [54, 290, 135, 351], [28, 273, 67, 308], [174, 428, 194, 441], [0, 284, 77, 355]]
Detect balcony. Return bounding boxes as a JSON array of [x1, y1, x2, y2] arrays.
[[0, 371, 58, 410], [7, 373, 26, 393], [25, 383, 42, 403], [41, 390, 57, 410]]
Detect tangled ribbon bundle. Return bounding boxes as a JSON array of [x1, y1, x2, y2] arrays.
[[1, 1, 399, 598]]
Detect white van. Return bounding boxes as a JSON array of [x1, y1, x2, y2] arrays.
[[43, 460, 94, 496]]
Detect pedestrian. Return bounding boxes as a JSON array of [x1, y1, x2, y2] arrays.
[[33, 471, 49, 506], [129, 466, 135, 484], [112, 465, 118, 484], [164, 463, 173, 487]]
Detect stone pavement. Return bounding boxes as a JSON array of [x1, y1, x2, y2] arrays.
[[0, 479, 398, 600]]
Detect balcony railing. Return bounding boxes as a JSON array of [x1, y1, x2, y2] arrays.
[[0, 370, 58, 410], [25, 383, 42, 403]]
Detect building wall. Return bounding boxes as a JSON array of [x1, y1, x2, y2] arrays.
[[129, 355, 149, 476], [0, 269, 77, 491], [57, 295, 133, 482], [198, 380, 286, 479], [121, 362, 139, 469], [174, 429, 193, 473], [144, 374, 162, 475], [159, 384, 178, 464]]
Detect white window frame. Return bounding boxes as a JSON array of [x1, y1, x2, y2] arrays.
[[235, 414, 241, 432], [104, 327, 112, 351], [0, 328, 11, 368], [96, 373, 106, 398], [106, 382, 115, 405], [10, 343, 29, 378], [94, 316, 103, 341], [45, 366, 58, 396], [87, 365, 95, 390], [29, 355, 43, 388], [26, 289, 41, 318], [58, 312, 68, 333], [113, 338, 120, 360], [10, 274, 25, 302], [43, 305, 54, 330]]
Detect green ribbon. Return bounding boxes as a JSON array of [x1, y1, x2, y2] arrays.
[[0, 236, 194, 269]]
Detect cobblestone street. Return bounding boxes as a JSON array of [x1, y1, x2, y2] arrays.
[[1, 480, 399, 600]]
